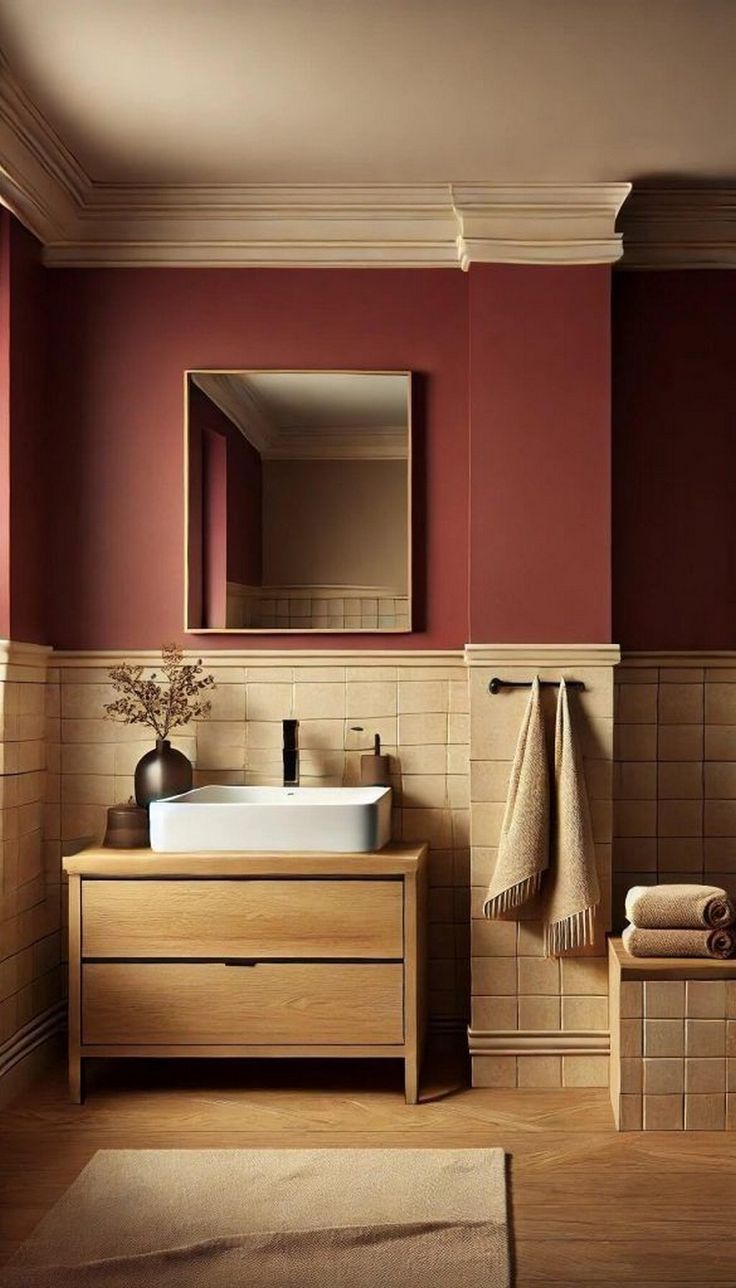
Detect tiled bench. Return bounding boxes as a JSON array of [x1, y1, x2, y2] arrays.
[[608, 937, 736, 1131]]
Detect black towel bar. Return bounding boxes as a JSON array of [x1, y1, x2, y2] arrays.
[[488, 677, 586, 694]]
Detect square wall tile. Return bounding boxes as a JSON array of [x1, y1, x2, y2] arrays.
[[620, 982, 643, 1018], [658, 799, 702, 838], [658, 726, 703, 762], [644, 981, 685, 1019], [643, 1094, 683, 1130], [685, 1058, 726, 1093], [686, 1018, 726, 1058], [619, 1095, 642, 1131], [658, 762, 703, 800], [472, 1056, 516, 1088], [518, 996, 561, 1030], [684, 1094, 725, 1130], [686, 980, 727, 1019], [517, 956, 560, 996], [658, 684, 703, 725], [618, 685, 657, 723], [644, 1019, 685, 1058], [517, 1056, 562, 1088], [620, 1058, 643, 1093], [643, 1058, 684, 1095], [562, 1055, 608, 1087]]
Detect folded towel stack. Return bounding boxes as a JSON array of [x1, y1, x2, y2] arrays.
[[622, 884, 736, 959]]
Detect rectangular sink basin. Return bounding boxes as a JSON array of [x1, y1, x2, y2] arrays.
[[149, 785, 392, 854]]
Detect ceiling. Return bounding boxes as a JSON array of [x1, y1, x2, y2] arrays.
[[1, 0, 735, 185], [0, 0, 734, 267]]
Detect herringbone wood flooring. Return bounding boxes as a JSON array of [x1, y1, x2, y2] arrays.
[[1, 1042, 735, 1285]]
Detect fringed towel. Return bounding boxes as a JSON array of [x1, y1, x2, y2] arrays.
[[625, 883, 736, 931], [544, 679, 599, 956], [483, 677, 550, 918], [622, 924, 736, 960]]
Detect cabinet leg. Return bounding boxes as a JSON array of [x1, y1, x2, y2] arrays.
[[404, 1055, 419, 1105], [69, 1054, 83, 1104]]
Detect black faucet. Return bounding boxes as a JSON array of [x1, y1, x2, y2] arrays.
[[282, 719, 299, 786]]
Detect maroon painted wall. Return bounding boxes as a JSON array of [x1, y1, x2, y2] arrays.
[[613, 272, 736, 651], [45, 267, 469, 649], [468, 264, 612, 643], [0, 216, 11, 638], [0, 213, 48, 644], [188, 383, 263, 624]]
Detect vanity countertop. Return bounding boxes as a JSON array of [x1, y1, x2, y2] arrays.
[[63, 841, 428, 878]]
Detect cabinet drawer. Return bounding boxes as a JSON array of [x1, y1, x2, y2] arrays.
[[82, 879, 403, 959], [82, 961, 404, 1046]]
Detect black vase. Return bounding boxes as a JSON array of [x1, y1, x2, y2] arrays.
[[134, 738, 193, 808]]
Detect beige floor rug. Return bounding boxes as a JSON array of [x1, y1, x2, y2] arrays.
[[1, 1148, 510, 1287]]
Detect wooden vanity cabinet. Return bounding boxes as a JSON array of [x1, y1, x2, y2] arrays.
[[63, 844, 427, 1104]]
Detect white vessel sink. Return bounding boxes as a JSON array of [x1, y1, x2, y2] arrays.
[[149, 784, 392, 854]]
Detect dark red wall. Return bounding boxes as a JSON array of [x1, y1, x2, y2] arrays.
[[613, 272, 736, 650], [469, 264, 612, 643], [44, 267, 470, 649], [0, 213, 48, 644], [188, 384, 263, 602]]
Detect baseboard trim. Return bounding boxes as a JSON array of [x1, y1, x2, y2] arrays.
[[468, 1027, 610, 1056], [0, 1001, 66, 1108]]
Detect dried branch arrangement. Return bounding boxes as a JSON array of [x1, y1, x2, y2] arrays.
[[103, 644, 215, 739]]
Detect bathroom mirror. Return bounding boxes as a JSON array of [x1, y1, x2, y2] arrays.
[[185, 370, 411, 631]]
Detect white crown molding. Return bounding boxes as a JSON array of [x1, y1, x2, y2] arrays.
[[36, 181, 632, 269], [0, 66, 634, 267], [451, 183, 631, 268], [464, 644, 621, 668], [468, 1028, 610, 1056], [4, 60, 736, 269], [620, 188, 736, 269], [0, 52, 85, 241]]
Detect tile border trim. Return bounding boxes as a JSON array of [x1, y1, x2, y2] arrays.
[[465, 644, 621, 668], [622, 650, 736, 668], [468, 1028, 610, 1055]]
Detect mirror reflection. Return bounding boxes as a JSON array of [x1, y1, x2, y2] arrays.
[[186, 371, 411, 631]]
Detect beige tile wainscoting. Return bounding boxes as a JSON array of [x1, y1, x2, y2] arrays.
[[9, 640, 735, 1103], [614, 654, 736, 927], [0, 643, 64, 1107], [467, 645, 619, 1090]]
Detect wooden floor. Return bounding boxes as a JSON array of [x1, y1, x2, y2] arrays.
[[2, 1041, 736, 1286]]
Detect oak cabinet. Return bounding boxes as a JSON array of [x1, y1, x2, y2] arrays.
[[64, 844, 427, 1104]]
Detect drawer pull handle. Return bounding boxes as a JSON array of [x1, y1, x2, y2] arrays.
[[223, 959, 258, 967]]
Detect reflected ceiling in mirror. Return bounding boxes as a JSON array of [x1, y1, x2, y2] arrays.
[[185, 371, 411, 632]]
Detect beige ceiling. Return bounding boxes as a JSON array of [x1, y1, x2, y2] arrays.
[[0, 0, 735, 186]]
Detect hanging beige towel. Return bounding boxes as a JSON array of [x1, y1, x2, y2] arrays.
[[544, 679, 599, 955], [483, 677, 550, 917], [625, 883, 736, 930], [622, 924, 735, 960]]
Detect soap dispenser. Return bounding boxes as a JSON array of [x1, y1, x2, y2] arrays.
[[357, 731, 391, 788]]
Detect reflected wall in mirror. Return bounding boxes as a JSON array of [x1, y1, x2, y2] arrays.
[[186, 371, 411, 632]]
